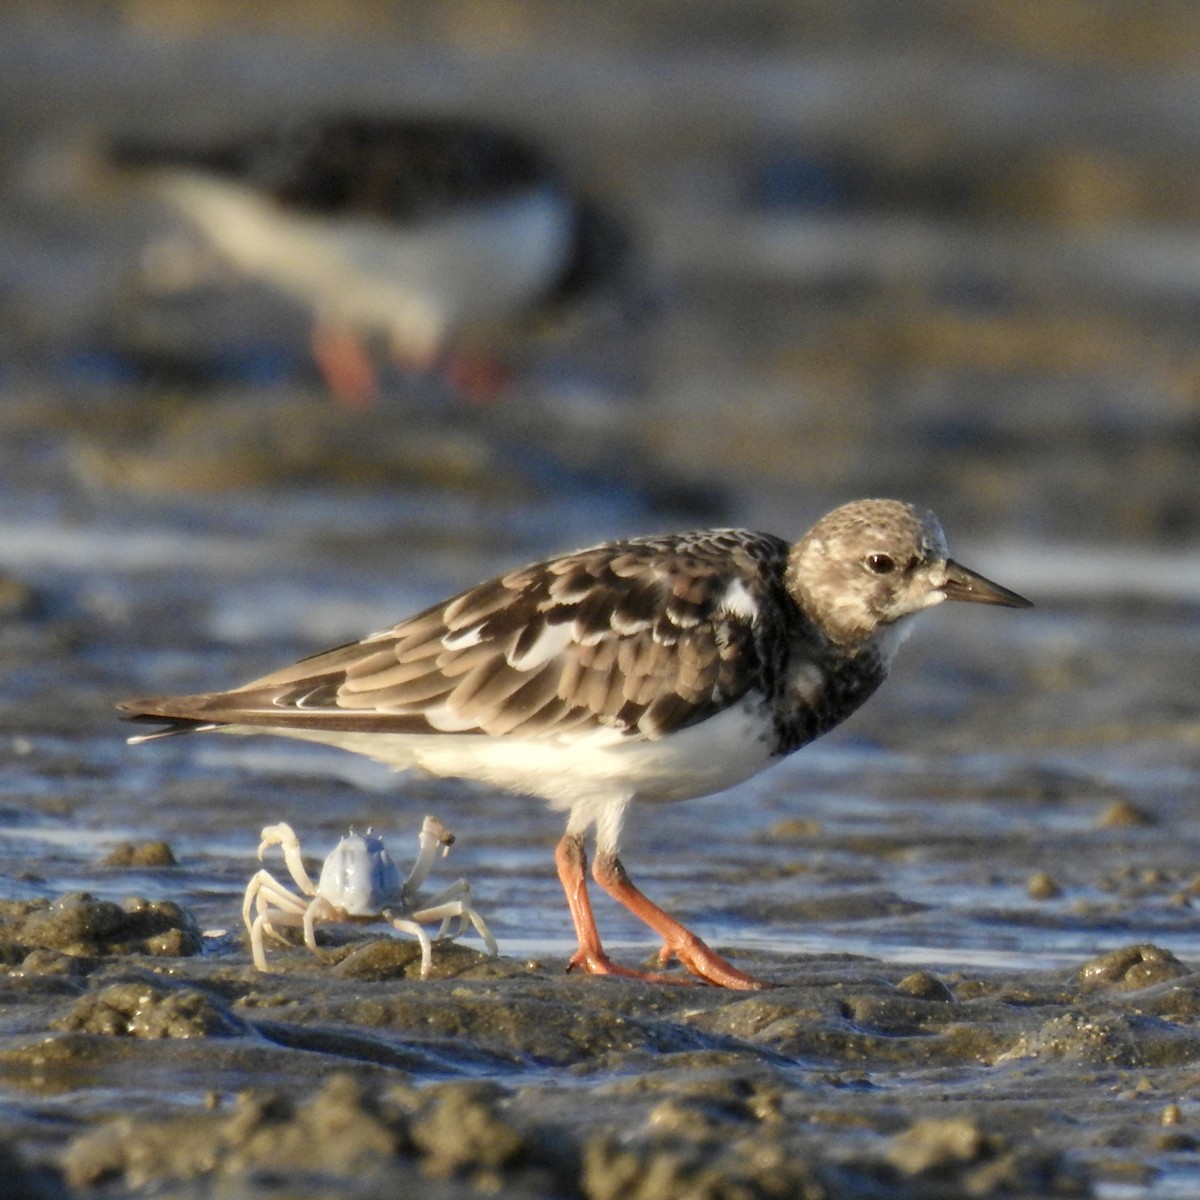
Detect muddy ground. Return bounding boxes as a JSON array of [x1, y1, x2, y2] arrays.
[[0, 927, 1191, 1200]]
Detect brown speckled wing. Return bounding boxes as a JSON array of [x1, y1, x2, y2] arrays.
[[119, 531, 794, 743]]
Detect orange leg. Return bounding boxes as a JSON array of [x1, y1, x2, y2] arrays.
[[591, 850, 770, 990], [311, 323, 378, 410], [554, 834, 686, 984], [439, 349, 511, 405], [554, 833, 770, 990]]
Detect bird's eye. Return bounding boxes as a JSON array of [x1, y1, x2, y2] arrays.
[[865, 553, 895, 575]]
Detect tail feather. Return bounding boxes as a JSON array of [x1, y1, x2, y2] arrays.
[[117, 695, 226, 744], [120, 712, 219, 745]]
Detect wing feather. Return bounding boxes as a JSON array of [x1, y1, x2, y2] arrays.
[[576, 635, 619, 673], [341, 653, 439, 691], [475, 667, 564, 736], [118, 531, 795, 742], [364, 673, 454, 708], [448, 653, 534, 715], [396, 638, 444, 666]]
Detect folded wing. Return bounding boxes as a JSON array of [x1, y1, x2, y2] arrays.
[[118, 532, 790, 743]]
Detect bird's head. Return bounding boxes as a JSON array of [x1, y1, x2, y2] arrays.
[[786, 499, 1031, 648]]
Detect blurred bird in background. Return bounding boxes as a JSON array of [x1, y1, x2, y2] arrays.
[[109, 116, 634, 407]]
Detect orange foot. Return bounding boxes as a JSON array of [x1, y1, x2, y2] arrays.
[[565, 947, 701, 987], [657, 933, 773, 991]]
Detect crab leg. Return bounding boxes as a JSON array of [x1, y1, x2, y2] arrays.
[[385, 915, 434, 979], [403, 815, 456, 899], [258, 822, 319, 896], [411, 896, 499, 959], [301, 895, 340, 959], [248, 904, 307, 972], [243, 869, 315, 969]]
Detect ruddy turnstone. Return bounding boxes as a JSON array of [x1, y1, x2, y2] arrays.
[[119, 499, 1030, 989], [110, 116, 628, 405]]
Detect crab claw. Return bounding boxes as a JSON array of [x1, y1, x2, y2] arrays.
[[421, 815, 456, 858], [257, 822, 298, 861]]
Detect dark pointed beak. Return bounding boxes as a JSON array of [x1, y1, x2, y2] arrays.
[[941, 560, 1032, 608]]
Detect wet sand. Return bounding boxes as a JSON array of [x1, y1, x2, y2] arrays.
[[2, 892, 1200, 1198]]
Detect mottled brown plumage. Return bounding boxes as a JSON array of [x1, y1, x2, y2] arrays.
[[121, 529, 795, 743]]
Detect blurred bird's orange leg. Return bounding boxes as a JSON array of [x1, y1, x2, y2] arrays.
[[591, 851, 771, 990], [555, 833, 686, 983], [311, 323, 378, 410], [440, 349, 511, 405]]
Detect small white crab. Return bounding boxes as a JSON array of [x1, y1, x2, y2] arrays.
[[241, 815, 498, 979]]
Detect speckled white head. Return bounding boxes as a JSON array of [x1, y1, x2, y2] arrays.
[[786, 499, 1030, 648]]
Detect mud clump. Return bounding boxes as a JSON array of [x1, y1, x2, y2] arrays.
[[100, 841, 178, 868], [582, 1109, 1088, 1199], [332, 935, 500, 981], [887, 1118, 1087, 1196], [1097, 800, 1157, 829], [999, 1010, 1200, 1069], [53, 981, 247, 1038], [1078, 944, 1192, 992], [581, 1131, 826, 1200], [1027, 870, 1063, 900], [895, 971, 955, 1002], [63, 1075, 404, 1190], [406, 1079, 579, 1192], [0, 894, 203, 964], [61, 1056, 1092, 1199], [63, 1073, 577, 1195]]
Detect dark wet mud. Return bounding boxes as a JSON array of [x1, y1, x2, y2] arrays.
[[5, 3, 1200, 1198], [3, 915, 1200, 1199]]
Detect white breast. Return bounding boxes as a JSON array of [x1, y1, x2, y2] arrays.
[[218, 697, 778, 814]]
